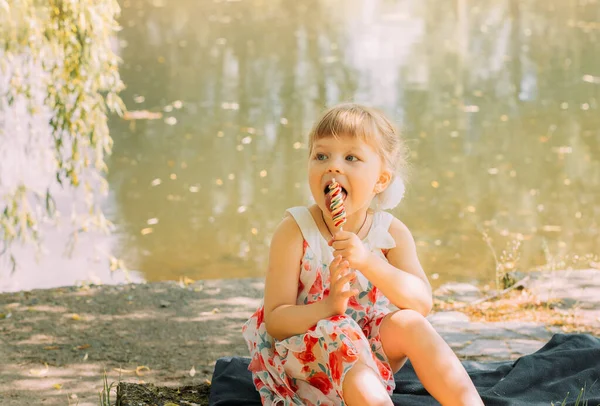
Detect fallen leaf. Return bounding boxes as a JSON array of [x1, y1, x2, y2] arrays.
[[179, 276, 195, 288], [44, 346, 60, 350], [113, 368, 135, 374], [189, 366, 196, 377], [123, 110, 163, 120], [164, 403, 179, 406], [52, 383, 62, 390], [71, 314, 81, 321], [136, 366, 150, 376], [83, 353, 88, 361], [75, 344, 91, 350], [29, 363, 49, 376]]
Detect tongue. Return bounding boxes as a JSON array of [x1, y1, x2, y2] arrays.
[[325, 193, 332, 210]]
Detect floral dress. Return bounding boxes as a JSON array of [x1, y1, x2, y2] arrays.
[[242, 206, 398, 405]]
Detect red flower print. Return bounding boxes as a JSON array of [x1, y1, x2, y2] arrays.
[[368, 286, 378, 304], [308, 271, 323, 296], [305, 334, 319, 351], [274, 383, 295, 398], [348, 294, 360, 308], [329, 350, 344, 382], [308, 372, 333, 394], [254, 377, 265, 390], [340, 323, 363, 342], [376, 359, 392, 381], [296, 335, 318, 364], [362, 322, 372, 338], [340, 341, 359, 362], [330, 314, 345, 322], [298, 278, 305, 295], [282, 374, 297, 392], [256, 308, 264, 327], [296, 350, 315, 364], [248, 356, 265, 372]]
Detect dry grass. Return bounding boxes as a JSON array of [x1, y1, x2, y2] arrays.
[[433, 288, 600, 336]]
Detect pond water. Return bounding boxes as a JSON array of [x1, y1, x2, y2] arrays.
[[1, 0, 599, 292]]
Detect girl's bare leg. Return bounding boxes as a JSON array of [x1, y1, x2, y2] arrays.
[[379, 309, 484, 406], [342, 361, 393, 406]]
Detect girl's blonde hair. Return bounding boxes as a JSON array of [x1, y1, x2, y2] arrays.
[[308, 103, 410, 183]]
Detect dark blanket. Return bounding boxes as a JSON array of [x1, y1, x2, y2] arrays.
[[209, 334, 600, 406]]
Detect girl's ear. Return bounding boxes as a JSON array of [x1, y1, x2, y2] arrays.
[[374, 170, 392, 193]]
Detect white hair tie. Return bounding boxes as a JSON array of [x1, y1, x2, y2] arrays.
[[372, 176, 405, 211]]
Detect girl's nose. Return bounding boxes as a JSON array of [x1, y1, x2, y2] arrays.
[[326, 161, 342, 174]]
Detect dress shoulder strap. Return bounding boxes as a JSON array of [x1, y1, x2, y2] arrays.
[[373, 210, 395, 232], [285, 206, 322, 254]]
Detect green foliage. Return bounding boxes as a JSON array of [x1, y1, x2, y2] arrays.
[[553, 386, 588, 406], [0, 0, 124, 267], [98, 370, 118, 406]]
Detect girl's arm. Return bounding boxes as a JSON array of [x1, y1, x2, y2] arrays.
[[360, 217, 433, 316], [263, 216, 335, 341]]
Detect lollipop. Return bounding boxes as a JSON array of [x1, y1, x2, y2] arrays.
[[327, 178, 360, 289], [327, 178, 346, 229]]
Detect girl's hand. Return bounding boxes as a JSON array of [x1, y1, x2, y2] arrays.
[[328, 230, 372, 270], [324, 255, 358, 316]]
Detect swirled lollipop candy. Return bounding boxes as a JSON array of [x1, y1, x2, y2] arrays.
[[327, 178, 346, 229]]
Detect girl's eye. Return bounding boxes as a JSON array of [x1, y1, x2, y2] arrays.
[[345, 155, 358, 162], [315, 153, 327, 161]]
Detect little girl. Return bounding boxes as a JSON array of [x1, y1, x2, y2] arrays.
[[242, 104, 483, 406]]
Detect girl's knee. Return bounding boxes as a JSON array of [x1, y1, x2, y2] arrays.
[[343, 362, 392, 406], [401, 309, 431, 329], [385, 309, 430, 334], [380, 310, 431, 367]]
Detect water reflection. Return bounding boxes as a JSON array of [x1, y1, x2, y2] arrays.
[[2, 0, 599, 291], [108, 0, 360, 282], [110, 0, 599, 286]]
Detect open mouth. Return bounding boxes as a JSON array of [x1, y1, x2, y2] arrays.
[[324, 183, 347, 211]]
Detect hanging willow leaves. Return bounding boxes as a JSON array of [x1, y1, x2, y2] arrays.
[[0, 0, 125, 268]]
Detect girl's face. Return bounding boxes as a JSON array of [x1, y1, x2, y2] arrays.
[[308, 134, 390, 218]]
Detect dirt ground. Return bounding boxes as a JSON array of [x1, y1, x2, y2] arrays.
[[0, 279, 264, 406], [2, 270, 598, 406]]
